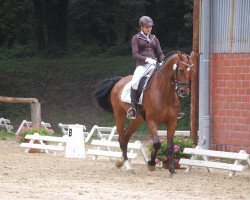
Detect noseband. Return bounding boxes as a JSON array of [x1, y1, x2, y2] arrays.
[[173, 60, 193, 95]]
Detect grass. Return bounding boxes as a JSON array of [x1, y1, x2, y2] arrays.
[[0, 130, 16, 140], [0, 56, 134, 77]]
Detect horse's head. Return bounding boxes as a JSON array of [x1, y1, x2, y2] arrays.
[[171, 51, 195, 97]]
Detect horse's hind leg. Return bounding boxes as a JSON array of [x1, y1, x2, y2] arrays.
[[115, 113, 143, 170], [113, 109, 126, 168], [122, 117, 143, 170]]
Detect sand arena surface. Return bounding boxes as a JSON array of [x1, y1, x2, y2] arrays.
[[0, 140, 250, 200]]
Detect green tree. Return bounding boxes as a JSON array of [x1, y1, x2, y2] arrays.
[[33, 0, 69, 55], [0, 0, 34, 47]]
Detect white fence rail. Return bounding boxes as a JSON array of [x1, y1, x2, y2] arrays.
[[20, 133, 68, 154], [157, 130, 191, 137], [179, 146, 250, 177], [87, 140, 148, 163]]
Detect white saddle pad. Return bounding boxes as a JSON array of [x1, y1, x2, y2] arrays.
[[121, 68, 155, 105], [120, 81, 144, 105]]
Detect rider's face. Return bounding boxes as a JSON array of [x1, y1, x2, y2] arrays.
[[141, 26, 152, 35]]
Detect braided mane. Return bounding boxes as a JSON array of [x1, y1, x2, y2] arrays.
[[163, 51, 178, 62], [163, 51, 189, 62]]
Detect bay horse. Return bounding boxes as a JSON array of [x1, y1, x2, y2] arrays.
[[95, 51, 196, 176]]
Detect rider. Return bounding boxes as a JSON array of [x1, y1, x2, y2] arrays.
[[127, 16, 164, 119]]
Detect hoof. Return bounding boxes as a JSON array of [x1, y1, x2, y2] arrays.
[[169, 170, 177, 178], [115, 158, 124, 168], [147, 164, 156, 171]]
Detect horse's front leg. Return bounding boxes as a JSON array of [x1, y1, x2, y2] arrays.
[[167, 126, 177, 176], [167, 139, 177, 175], [147, 120, 161, 171]]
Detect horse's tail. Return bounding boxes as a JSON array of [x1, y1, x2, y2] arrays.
[[95, 77, 122, 113]]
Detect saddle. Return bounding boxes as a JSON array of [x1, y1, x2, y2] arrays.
[[120, 69, 156, 105]]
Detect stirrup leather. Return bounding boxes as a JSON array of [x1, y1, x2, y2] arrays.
[[127, 107, 137, 119]]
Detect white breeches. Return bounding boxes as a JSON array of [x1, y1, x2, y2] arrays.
[[131, 63, 156, 90]]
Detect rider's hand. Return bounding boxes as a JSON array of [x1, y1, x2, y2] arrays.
[[145, 57, 157, 65]]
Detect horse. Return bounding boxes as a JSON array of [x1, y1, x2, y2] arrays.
[[95, 51, 196, 176]]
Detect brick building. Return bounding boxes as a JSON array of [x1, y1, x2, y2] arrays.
[[199, 0, 250, 153]]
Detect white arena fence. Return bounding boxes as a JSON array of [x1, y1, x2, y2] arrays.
[[20, 124, 191, 160], [20, 133, 68, 154], [20, 123, 249, 177], [157, 130, 190, 137], [0, 118, 13, 132], [179, 146, 250, 177], [87, 140, 148, 164], [20, 124, 85, 158]]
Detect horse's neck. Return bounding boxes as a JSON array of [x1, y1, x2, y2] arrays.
[[155, 58, 176, 92], [150, 70, 175, 103], [160, 57, 176, 80]]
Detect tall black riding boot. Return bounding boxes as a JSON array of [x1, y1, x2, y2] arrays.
[[127, 88, 138, 119]]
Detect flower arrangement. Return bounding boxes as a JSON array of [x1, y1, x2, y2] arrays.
[[147, 136, 194, 169], [17, 127, 54, 143]]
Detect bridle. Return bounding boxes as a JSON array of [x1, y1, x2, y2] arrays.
[[158, 57, 193, 95], [173, 60, 193, 95]]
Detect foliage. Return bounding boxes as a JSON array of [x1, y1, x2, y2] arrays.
[[0, 130, 16, 140], [0, 43, 38, 59], [0, 0, 194, 57], [0, 0, 35, 47], [17, 127, 54, 143], [178, 97, 191, 130], [147, 136, 193, 167]]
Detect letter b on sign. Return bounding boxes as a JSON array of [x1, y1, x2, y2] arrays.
[[69, 128, 72, 137]]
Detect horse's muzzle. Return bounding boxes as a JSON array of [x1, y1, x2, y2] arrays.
[[176, 82, 190, 97], [177, 87, 190, 97]]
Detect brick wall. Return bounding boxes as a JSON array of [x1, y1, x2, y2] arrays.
[[210, 53, 250, 153]]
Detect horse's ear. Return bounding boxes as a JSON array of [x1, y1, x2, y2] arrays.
[[177, 51, 185, 61], [189, 51, 199, 66]]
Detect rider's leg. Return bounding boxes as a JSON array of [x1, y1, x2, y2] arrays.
[[127, 64, 156, 119], [127, 88, 138, 119]]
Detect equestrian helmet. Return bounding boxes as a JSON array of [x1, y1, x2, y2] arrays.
[[139, 16, 154, 27]]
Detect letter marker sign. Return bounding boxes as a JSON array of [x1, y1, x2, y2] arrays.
[[65, 125, 85, 158]]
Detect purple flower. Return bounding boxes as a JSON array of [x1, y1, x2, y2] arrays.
[[147, 139, 153, 145], [174, 145, 180, 153], [16, 126, 31, 140], [162, 155, 168, 161], [155, 158, 161, 164]]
